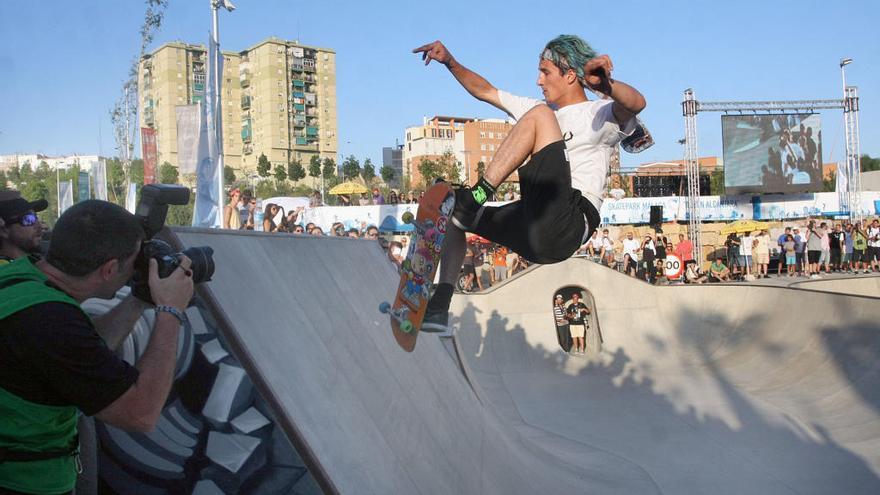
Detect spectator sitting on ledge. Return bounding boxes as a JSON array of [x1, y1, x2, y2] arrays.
[[708, 256, 730, 282]]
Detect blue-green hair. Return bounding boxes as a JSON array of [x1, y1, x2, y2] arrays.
[[540, 35, 597, 87]]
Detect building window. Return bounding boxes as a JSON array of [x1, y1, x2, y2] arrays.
[[479, 131, 485, 138], [480, 144, 486, 151], [489, 144, 495, 151], [488, 132, 494, 139]]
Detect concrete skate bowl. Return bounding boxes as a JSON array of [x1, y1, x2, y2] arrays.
[[452, 258, 880, 494], [789, 275, 880, 298], [165, 229, 880, 494]]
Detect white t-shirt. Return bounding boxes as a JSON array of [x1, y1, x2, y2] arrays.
[[623, 238, 641, 259], [600, 236, 614, 250], [868, 226, 880, 248], [740, 235, 753, 256], [497, 90, 637, 212]]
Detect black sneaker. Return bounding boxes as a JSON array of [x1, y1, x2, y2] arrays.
[[450, 186, 487, 232], [421, 306, 450, 333]]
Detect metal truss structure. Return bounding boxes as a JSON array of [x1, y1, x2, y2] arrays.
[[681, 89, 861, 263]]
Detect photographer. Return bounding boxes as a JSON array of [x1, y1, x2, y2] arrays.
[[0, 200, 193, 495]]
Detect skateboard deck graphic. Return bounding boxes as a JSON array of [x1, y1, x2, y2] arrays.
[[380, 182, 454, 352]]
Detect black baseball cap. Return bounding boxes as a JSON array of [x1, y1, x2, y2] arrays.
[[0, 196, 49, 222]]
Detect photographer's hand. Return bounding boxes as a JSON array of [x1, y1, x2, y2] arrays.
[[149, 257, 194, 311]]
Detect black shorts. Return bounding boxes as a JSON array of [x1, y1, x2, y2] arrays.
[[867, 246, 880, 262], [808, 250, 820, 264], [853, 250, 865, 263], [472, 141, 590, 264], [462, 263, 476, 277]]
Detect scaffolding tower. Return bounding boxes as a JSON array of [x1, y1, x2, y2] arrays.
[[681, 89, 860, 264]]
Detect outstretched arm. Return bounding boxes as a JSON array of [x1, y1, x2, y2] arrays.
[[582, 55, 646, 126], [413, 40, 504, 111]]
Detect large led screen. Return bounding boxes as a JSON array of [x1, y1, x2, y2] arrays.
[[721, 114, 823, 194]]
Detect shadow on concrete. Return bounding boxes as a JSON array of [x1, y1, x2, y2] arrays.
[[454, 300, 880, 494]]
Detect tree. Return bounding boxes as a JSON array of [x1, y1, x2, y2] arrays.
[[322, 157, 336, 179], [308, 155, 322, 178], [342, 155, 360, 180], [362, 158, 376, 182], [159, 162, 178, 184], [823, 170, 836, 192], [417, 149, 460, 187], [256, 153, 271, 178], [380, 165, 395, 184], [224, 165, 236, 184], [288, 159, 306, 182], [274, 163, 288, 182], [861, 154, 880, 172], [709, 170, 724, 196], [0, 170, 8, 190], [476, 161, 486, 178]]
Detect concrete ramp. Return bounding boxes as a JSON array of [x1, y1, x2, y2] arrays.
[[173, 229, 880, 494]]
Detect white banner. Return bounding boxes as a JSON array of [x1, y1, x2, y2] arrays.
[[91, 159, 107, 201], [176, 105, 201, 175], [301, 204, 419, 233], [125, 183, 138, 214], [192, 33, 223, 228], [58, 180, 74, 217]]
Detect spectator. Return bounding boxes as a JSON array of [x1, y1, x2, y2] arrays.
[[724, 233, 741, 275], [305, 222, 316, 233], [599, 229, 615, 266], [330, 222, 346, 237], [372, 188, 385, 205], [656, 236, 668, 262], [388, 190, 400, 205], [829, 223, 844, 272], [674, 233, 694, 267], [776, 227, 791, 276], [783, 233, 797, 277], [292, 225, 305, 234], [388, 240, 404, 266], [0, 193, 48, 264], [805, 220, 823, 277], [708, 256, 731, 282], [364, 225, 380, 240], [753, 230, 770, 278], [868, 219, 880, 272], [479, 245, 493, 287], [852, 221, 868, 273], [506, 249, 518, 279], [262, 203, 281, 233], [223, 188, 243, 230], [739, 231, 753, 276], [842, 223, 854, 273], [581, 231, 599, 258], [553, 294, 571, 352], [818, 222, 831, 274], [792, 227, 805, 276], [347, 228, 360, 238], [278, 207, 304, 233], [407, 191, 418, 204], [493, 245, 508, 283], [358, 194, 370, 206], [240, 192, 256, 230], [566, 293, 590, 355], [310, 226, 325, 236], [339, 194, 352, 207], [461, 245, 477, 292], [309, 191, 322, 207], [622, 232, 640, 273], [641, 233, 657, 283], [684, 262, 708, 284], [0, 200, 193, 495]]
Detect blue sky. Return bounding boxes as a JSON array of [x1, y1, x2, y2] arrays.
[[1, 0, 877, 170]]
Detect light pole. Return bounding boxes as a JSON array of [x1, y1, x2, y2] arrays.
[[840, 57, 853, 101], [840, 57, 853, 216], [210, 0, 235, 226]]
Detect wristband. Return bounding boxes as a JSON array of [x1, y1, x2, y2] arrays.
[[155, 305, 187, 325]]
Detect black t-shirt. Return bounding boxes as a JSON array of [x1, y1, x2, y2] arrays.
[[828, 231, 843, 251], [0, 302, 139, 416], [567, 302, 589, 326]]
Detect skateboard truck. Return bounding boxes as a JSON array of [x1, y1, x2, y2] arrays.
[[379, 301, 413, 333]]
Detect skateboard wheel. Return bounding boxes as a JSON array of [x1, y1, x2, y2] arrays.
[[400, 320, 413, 333], [402, 211, 414, 224], [379, 302, 391, 314]]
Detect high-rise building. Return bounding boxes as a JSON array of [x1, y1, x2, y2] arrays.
[[382, 144, 404, 187], [138, 37, 337, 177], [403, 116, 514, 188]]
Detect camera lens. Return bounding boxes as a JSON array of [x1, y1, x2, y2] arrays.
[[182, 246, 215, 283]]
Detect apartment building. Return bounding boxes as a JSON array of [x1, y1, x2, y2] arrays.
[[138, 37, 337, 176], [403, 116, 514, 188]]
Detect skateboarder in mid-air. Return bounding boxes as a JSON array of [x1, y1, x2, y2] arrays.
[[413, 35, 647, 332]]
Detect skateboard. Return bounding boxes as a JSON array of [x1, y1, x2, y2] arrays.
[[379, 182, 455, 352]]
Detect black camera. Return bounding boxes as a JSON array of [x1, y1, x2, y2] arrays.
[[130, 184, 215, 303]]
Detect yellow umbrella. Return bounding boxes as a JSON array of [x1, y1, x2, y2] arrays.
[[328, 181, 369, 195], [719, 219, 771, 236]]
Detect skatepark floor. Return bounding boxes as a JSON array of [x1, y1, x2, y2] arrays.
[[175, 228, 880, 494]]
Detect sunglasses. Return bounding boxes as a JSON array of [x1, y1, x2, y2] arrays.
[[8, 212, 39, 227]]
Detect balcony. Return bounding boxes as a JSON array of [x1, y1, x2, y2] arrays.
[[293, 103, 305, 112], [306, 126, 318, 137], [239, 70, 250, 88], [243, 144, 253, 155], [241, 120, 252, 142], [144, 109, 154, 125], [293, 116, 306, 127], [292, 79, 304, 89], [241, 95, 251, 109]]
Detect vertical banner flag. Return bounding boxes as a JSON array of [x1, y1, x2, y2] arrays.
[[125, 183, 139, 214], [192, 33, 223, 227], [91, 159, 108, 201], [58, 181, 74, 217], [77, 171, 91, 202], [141, 127, 158, 184], [176, 105, 201, 174]]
